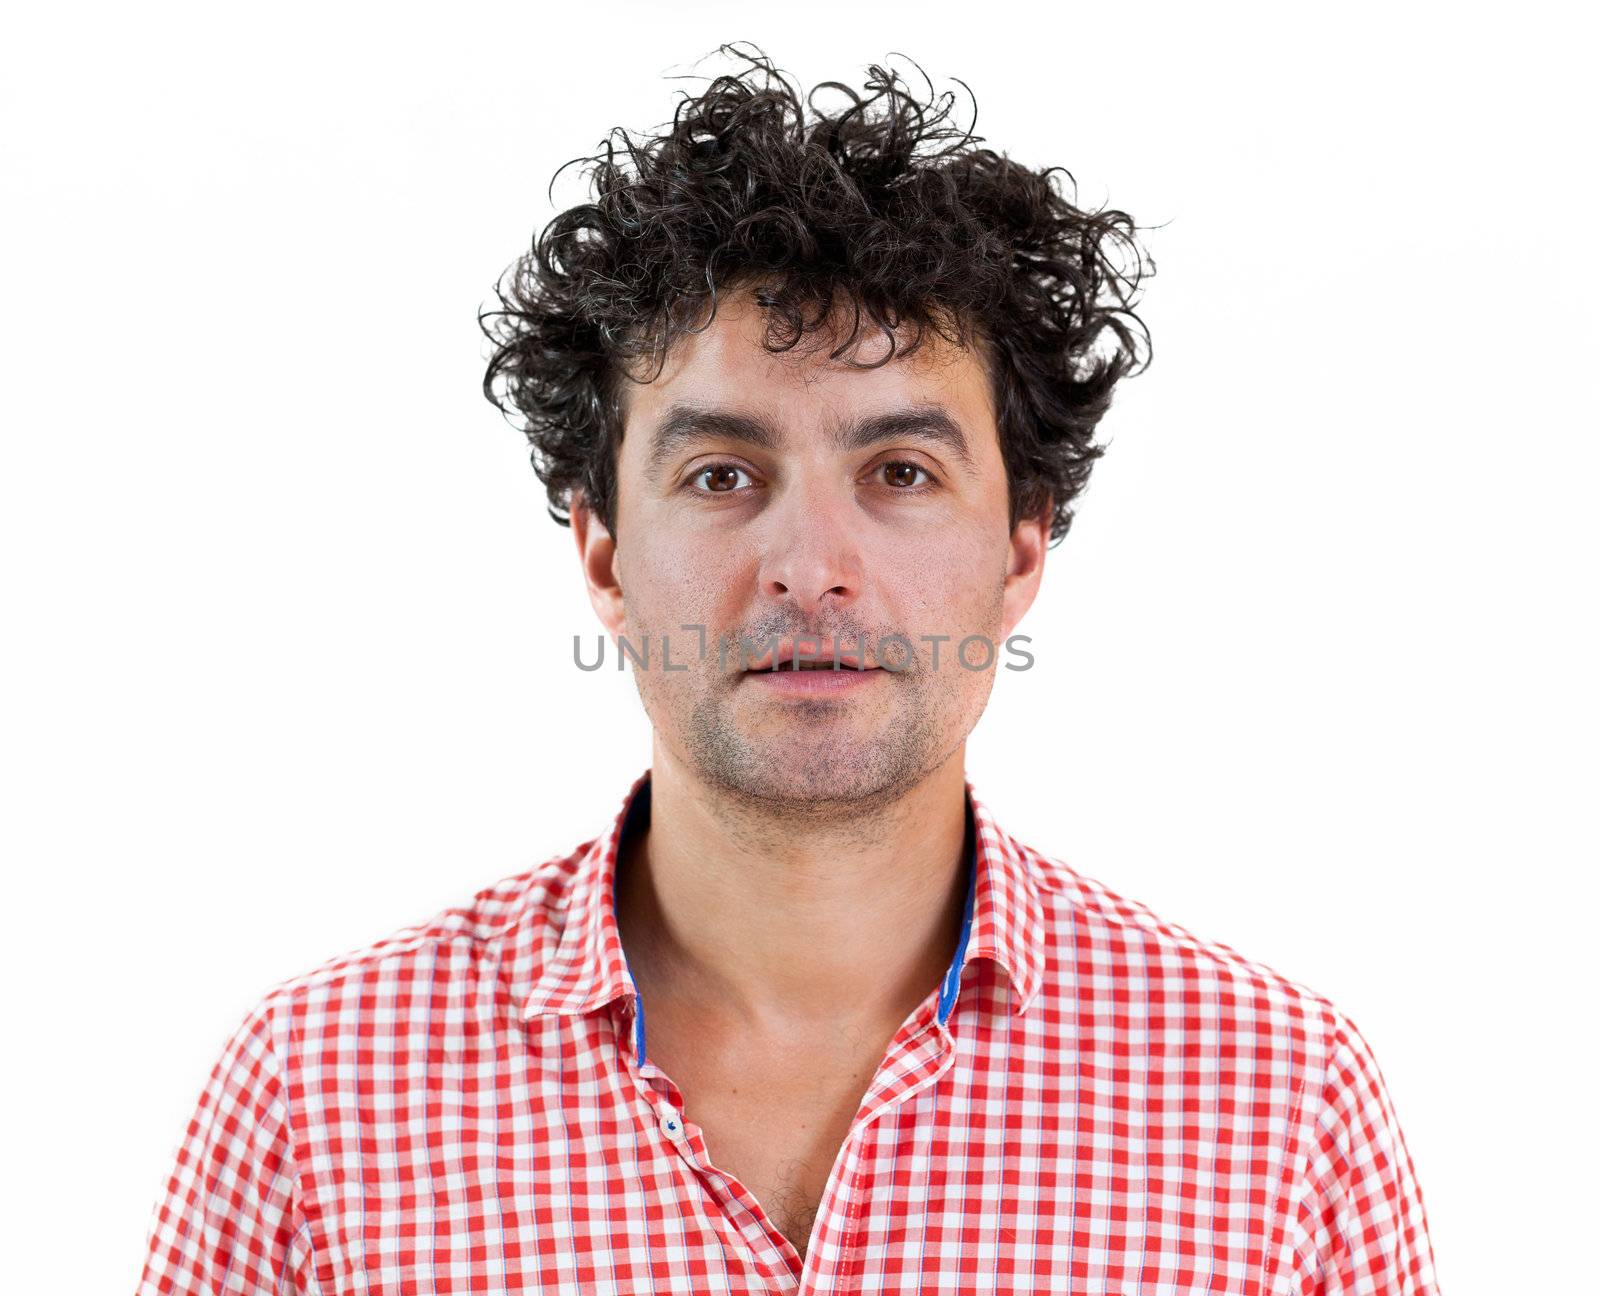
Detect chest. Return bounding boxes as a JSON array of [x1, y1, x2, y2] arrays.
[[294, 1005, 1299, 1294], [641, 1018, 892, 1259]]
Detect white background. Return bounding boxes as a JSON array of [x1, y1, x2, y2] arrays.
[[3, 2, 1595, 1290]]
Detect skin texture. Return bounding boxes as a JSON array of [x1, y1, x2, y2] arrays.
[[570, 285, 1049, 1260]]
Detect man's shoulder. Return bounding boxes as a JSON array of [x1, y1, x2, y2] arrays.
[[1017, 837, 1347, 1039], [246, 833, 601, 1024]]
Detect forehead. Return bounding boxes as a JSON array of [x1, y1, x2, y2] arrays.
[[618, 289, 997, 443]]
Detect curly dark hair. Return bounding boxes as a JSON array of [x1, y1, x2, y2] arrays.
[[480, 43, 1153, 546]]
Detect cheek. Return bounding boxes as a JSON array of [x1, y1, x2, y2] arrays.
[[876, 535, 1004, 637], [618, 532, 751, 634]]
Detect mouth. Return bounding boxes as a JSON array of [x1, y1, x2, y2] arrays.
[[736, 636, 887, 694], [737, 636, 875, 673]]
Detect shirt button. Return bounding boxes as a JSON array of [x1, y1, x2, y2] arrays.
[[659, 1108, 683, 1139]]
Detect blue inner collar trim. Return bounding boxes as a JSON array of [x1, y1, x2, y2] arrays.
[[616, 781, 652, 1068], [936, 803, 979, 1027]]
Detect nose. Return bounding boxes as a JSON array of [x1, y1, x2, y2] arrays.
[[755, 475, 864, 612]]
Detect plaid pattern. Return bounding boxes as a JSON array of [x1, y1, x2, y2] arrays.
[[138, 769, 1439, 1294]]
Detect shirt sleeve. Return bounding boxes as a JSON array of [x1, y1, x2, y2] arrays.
[[137, 1001, 320, 1295], [1292, 1011, 1442, 1295]]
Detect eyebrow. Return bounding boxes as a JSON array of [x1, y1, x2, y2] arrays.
[[644, 402, 976, 480]]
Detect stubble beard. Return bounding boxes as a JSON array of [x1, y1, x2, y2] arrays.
[[627, 647, 949, 823]]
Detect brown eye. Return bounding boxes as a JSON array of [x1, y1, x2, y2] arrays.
[[883, 461, 929, 488], [699, 465, 751, 493]]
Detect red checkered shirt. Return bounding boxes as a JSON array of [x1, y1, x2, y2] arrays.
[[138, 769, 1440, 1294]]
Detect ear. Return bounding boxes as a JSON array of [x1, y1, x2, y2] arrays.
[[999, 497, 1051, 641], [570, 491, 626, 640]]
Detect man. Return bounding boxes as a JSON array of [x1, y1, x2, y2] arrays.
[[139, 46, 1440, 1296]]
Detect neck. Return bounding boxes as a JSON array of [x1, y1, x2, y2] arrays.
[[613, 740, 973, 1038]]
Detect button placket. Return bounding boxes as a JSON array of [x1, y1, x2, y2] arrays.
[[658, 1104, 684, 1141]]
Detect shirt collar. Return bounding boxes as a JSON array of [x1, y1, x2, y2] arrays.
[[520, 768, 1047, 1026]]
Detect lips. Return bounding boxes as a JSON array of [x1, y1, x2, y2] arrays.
[[738, 636, 874, 671]]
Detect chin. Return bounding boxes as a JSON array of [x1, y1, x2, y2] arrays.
[[695, 727, 944, 810]]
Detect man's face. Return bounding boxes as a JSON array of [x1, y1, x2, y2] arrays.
[[574, 288, 1047, 809]]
